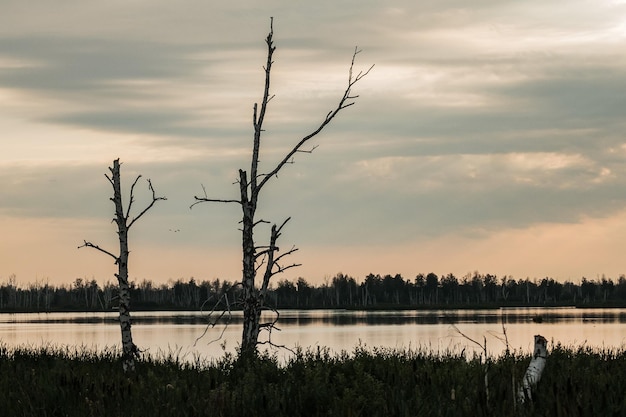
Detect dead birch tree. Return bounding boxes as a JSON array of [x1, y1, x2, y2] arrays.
[[192, 18, 372, 357], [79, 158, 166, 372], [517, 335, 548, 403]]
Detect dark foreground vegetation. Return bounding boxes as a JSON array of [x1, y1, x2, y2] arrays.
[[1, 344, 625, 417], [3, 271, 626, 312]]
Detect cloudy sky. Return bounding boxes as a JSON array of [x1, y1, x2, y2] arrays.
[[2, 0, 626, 286]]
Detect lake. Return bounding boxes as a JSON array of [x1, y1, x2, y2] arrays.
[[1, 308, 625, 362]]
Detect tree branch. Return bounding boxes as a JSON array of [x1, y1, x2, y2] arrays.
[[257, 307, 297, 354], [251, 16, 276, 194], [273, 246, 299, 265], [125, 175, 142, 220], [191, 197, 241, 208], [259, 217, 297, 296], [127, 179, 167, 229], [253, 219, 270, 228], [295, 144, 319, 154], [255, 47, 373, 195], [271, 259, 302, 278], [78, 240, 118, 262], [193, 283, 243, 347], [190, 184, 241, 209]]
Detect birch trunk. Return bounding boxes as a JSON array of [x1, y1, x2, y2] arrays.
[[239, 169, 260, 357], [80, 159, 164, 372], [191, 19, 371, 358], [518, 335, 548, 403], [110, 159, 138, 373]]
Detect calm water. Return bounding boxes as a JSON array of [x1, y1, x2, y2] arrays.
[[1, 308, 625, 362]]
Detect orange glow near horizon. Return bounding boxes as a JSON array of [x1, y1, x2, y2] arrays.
[[2, 208, 626, 287]]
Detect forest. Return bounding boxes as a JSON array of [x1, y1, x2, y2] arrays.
[[1, 271, 625, 312]]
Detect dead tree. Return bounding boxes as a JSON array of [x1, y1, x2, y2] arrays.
[[192, 18, 372, 357], [517, 335, 548, 403], [79, 158, 166, 372]]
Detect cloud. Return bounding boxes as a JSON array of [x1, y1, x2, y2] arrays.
[[2, 0, 626, 283]]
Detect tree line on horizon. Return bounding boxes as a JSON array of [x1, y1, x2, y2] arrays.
[[1, 271, 625, 312]]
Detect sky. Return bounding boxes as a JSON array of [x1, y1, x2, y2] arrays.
[[2, 0, 626, 287]]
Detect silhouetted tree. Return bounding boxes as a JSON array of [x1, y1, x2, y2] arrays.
[[295, 277, 313, 307], [441, 273, 459, 304], [79, 159, 165, 372], [415, 274, 426, 305], [600, 276, 614, 302], [425, 273, 439, 304], [7, 271, 626, 312], [332, 273, 358, 306], [362, 274, 382, 306], [580, 277, 596, 303], [380, 274, 407, 304], [191, 19, 371, 357], [615, 275, 626, 300], [483, 274, 498, 303]]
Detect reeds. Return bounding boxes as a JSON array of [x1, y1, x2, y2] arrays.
[[0, 343, 625, 416]]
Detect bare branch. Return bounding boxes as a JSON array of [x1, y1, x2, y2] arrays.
[[127, 179, 167, 229], [194, 292, 233, 347], [502, 321, 510, 355], [254, 256, 267, 274], [271, 261, 302, 277], [448, 321, 485, 352], [250, 16, 276, 193], [259, 305, 280, 333], [259, 217, 297, 297], [199, 183, 208, 199], [193, 283, 244, 347], [190, 184, 241, 209], [255, 47, 372, 195], [275, 217, 291, 234], [256, 307, 297, 354], [78, 240, 118, 262], [125, 175, 142, 220], [253, 219, 270, 228], [254, 247, 274, 259], [295, 144, 319, 154], [273, 246, 299, 265], [191, 196, 241, 209]]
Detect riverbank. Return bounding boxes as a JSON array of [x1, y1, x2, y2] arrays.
[[1, 344, 624, 416]]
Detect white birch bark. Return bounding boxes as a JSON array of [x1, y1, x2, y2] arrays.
[[518, 334, 548, 403], [110, 160, 138, 372], [80, 158, 165, 372], [192, 18, 371, 357]]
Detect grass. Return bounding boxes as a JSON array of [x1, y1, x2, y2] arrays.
[[1, 343, 625, 416]]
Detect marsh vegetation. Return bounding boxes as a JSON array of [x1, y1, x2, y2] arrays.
[[1, 343, 624, 416]]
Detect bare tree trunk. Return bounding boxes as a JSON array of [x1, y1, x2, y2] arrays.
[[80, 158, 165, 372], [109, 160, 137, 372], [518, 335, 548, 403], [239, 169, 260, 356], [193, 19, 371, 358]]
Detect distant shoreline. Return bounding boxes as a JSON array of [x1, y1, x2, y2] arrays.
[[2, 301, 626, 314]]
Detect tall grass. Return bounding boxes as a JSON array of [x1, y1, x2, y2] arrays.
[[0, 343, 625, 416]]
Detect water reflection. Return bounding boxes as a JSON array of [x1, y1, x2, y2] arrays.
[[1, 308, 625, 361], [2, 307, 625, 325]]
